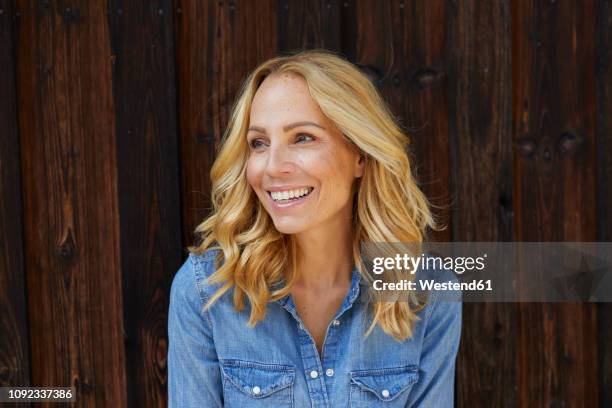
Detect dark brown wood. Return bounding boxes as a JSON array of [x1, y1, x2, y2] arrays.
[[342, 0, 451, 243], [3, 1, 609, 406], [0, 0, 31, 398], [513, 1, 599, 406], [596, 0, 612, 406], [15, 0, 127, 405], [174, 0, 277, 247], [446, 1, 515, 406], [277, 0, 341, 53], [108, 0, 183, 406]]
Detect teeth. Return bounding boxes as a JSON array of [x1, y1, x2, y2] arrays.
[[270, 187, 312, 201]]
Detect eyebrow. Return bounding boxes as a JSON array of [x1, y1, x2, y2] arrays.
[[247, 121, 326, 134]]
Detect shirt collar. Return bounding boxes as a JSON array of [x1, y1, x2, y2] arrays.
[[275, 264, 366, 309]]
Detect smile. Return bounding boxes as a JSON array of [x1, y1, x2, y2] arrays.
[[266, 187, 314, 208]]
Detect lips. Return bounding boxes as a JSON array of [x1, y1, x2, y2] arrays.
[[268, 187, 314, 202], [265, 186, 315, 209]]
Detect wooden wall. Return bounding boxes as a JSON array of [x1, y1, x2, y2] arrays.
[[0, 0, 610, 406]]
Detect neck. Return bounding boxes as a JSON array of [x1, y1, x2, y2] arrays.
[[291, 213, 354, 292]]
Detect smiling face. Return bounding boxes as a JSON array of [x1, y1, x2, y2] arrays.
[[246, 72, 364, 235]]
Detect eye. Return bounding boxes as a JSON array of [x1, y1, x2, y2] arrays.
[[248, 139, 266, 149], [296, 133, 315, 143]]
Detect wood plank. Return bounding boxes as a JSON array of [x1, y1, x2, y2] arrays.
[[107, 0, 183, 406], [278, 0, 341, 53], [0, 0, 31, 397], [596, 0, 612, 405], [342, 0, 451, 243], [174, 0, 277, 247], [446, 1, 515, 406], [15, 1, 127, 405], [512, 0, 598, 406]]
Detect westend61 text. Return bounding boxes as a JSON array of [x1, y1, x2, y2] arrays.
[[373, 279, 492, 291]]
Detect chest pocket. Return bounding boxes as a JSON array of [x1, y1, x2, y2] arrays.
[[349, 365, 419, 407], [221, 359, 295, 407]]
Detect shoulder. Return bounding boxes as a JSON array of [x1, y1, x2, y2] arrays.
[[170, 248, 223, 307]]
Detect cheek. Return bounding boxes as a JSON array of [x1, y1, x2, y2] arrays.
[[310, 152, 353, 208], [246, 159, 262, 189], [318, 151, 354, 191]]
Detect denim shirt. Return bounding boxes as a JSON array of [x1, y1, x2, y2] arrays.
[[168, 249, 462, 407]]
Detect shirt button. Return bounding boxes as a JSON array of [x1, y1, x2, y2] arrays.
[[325, 368, 334, 377], [332, 319, 340, 326], [381, 389, 390, 398], [309, 370, 319, 379], [252, 386, 261, 395]]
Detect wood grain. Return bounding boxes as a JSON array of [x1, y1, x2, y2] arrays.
[[277, 0, 341, 53], [174, 0, 277, 248], [2, 1, 609, 406], [596, 0, 612, 406], [15, 0, 127, 405], [0, 0, 31, 400], [447, 1, 515, 406], [108, 0, 183, 406], [342, 0, 451, 243], [512, 0, 599, 406]]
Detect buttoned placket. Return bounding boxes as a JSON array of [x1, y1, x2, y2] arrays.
[[276, 267, 363, 408]]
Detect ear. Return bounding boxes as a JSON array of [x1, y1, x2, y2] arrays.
[[354, 153, 365, 178]]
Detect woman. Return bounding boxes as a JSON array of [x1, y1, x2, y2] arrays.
[[168, 50, 461, 407]]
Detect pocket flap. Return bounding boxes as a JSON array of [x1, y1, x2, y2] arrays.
[[221, 359, 295, 398], [350, 365, 419, 401]]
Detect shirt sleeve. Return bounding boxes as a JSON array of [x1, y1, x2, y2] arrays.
[[405, 272, 462, 408], [168, 255, 223, 407]]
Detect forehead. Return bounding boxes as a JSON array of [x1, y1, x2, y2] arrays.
[[249, 73, 325, 123]]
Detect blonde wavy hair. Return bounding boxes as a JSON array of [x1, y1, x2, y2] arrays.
[[189, 49, 442, 340]]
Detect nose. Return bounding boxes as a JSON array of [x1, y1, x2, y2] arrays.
[[265, 144, 297, 177]]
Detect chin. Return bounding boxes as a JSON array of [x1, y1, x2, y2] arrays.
[[271, 219, 308, 235]]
